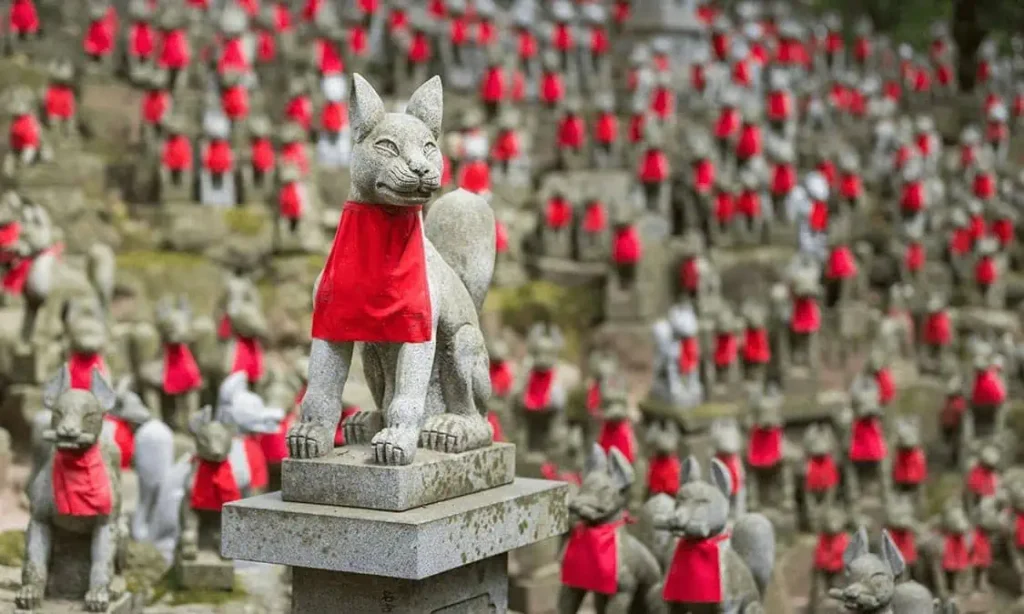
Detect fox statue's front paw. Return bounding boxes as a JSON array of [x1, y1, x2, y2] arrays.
[[85, 586, 110, 612], [287, 421, 334, 458], [371, 426, 420, 465], [420, 414, 492, 454], [15, 583, 42, 610]]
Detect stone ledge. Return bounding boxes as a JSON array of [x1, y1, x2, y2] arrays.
[[281, 443, 516, 511], [222, 478, 569, 580], [4, 592, 138, 614]]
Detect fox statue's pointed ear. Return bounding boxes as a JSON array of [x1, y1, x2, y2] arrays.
[[350, 73, 385, 144], [844, 526, 870, 571], [879, 529, 906, 578], [406, 75, 443, 141]]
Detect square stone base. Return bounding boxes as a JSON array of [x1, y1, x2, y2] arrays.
[[9, 592, 137, 614], [281, 443, 516, 511], [176, 551, 235, 591], [291, 554, 508, 614], [508, 565, 560, 614]]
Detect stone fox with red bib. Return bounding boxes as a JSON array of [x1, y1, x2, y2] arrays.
[[288, 74, 496, 465]]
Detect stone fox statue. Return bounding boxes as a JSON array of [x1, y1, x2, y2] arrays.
[[828, 527, 906, 614], [288, 74, 496, 465], [18, 366, 123, 612]]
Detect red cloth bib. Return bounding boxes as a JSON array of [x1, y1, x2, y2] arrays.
[[972, 529, 992, 567], [805, 455, 839, 492], [680, 258, 699, 292], [221, 85, 249, 120], [1016, 513, 1024, 548], [612, 227, 642, 264], [69, 352, 107, 390], [875, 368, 895, 405], [714, 108, 739, 139], [972, 369, 1005, 407], [678, 337, 699, 374], [969, 214, 986, 241], [694, 159, 716, 194], [449, 18, 468, 46], [203, 140, 234, 174], [561, 520, 625, 595], [942, 534, 970, 571], [809, 200, 829, 232], [736, 124, 761, 160], [142, 90, 170, 125], [489, 360, 512, 398], [53, 447, 112, 516], [691, 64, 707, 91], [285, 95, 313, 130], [104, 415, 134, 470], [281, 142, 310, 175], [0, 221, 19, 249], [747, 426, 783, 468], [190, 458, 241, 511], [941, 395, 966, 429], [716, 452, 743, 495], [348, 26, 368, 57], [159, 29, 190, 69], [849, 417, 887, 462], [279, 182, 304, 220], [736, 191, 761, 218], [889, 528, 917, 563], [457, 160, 490, 194], [949, 228, 972, 255], [663, 533, 729, 603], [480, 67, 505, 103], [256, 30, 276, 63], [557, 115, 585, 150], [638, 149, 669, 183], [992, 219, 1014, 246], [905, 242, 925, 272], [545, 197, 572, 230], [814, 532, 849, 572], [651, 87, 674, 119], [967, 465, 998, 497], [974, 173, 996, 200], [517, 29, 537, 59], [487, 410, 505, 442], [743, 328, 771, 364], [840, 174, 862, 200], [826, 246, 857, 280], [251, 138, 275, 173], [628, 113, 645, 143], [790, 297, 820, 334], [162, 134, 192, 170], [316, 39, 343, 74], [84, 18, 115, 56], [586, 381, 601, 416], [491, 130, 520, 162], [767, 91, 792, 121], [901, 182, 925, 213], [312, 202, 432, 344], [3, 245, 59, 294], [647, 455, 681, 495], [893, 448, 927, 485], [598, 421, 636, 463], [714, 192, 734, 223], [259, 412, 293, 465], [523, 369, 555, 411], [582, 202, 607, 233], [163, 342, 202, 394], [732, 60, 752, 85], [714, 333, 737, 367], [854, 38, 871, 62], [923, 311, 951, 346], [231, 336, 264, 384], [218, 38, 249, 74], [975, 256, 997, 287], [771, 164, 796, 196], [8, 0, 38, 33], [10, 114, 40, 150], [711, 33, 729, 61], [409, 32, 431, 63], [495, 220, 509, 252], [541, 72, 564, 105], [244, 435, 268, 490], [552, 22, 573, 51], [44, 85, 75, 120], [594, 113, 618, 144]]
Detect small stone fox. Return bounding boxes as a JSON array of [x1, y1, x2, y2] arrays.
[[649, 456, 776, 614], [558, 444, 661, 614], [829, 527, 905, 614], [18, 366, 123, 613], [290, 74, 496, 465]]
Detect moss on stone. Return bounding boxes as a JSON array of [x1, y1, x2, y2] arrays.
[[123, 541, 169, 597], [925, 471, 964, 517], [222, 208, 268, 237], [151, 575, 248, 606], [0, 530, 25, 567], [485, 281, 602, 361], [115, 250, 223, 313]]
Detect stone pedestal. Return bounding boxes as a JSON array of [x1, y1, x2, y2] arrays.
[[9, 592, 137, 614], [223, 444, 568, 614], [176, 551, 235, 591]]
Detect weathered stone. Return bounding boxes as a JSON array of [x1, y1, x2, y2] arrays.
[[222, 478, 569, 580], [281, 443, 516, 511], [176, 551, 235, 591], [5, 592, 138, 614], [508, 563, 560, 614], [0, 384, 42, 455], [292, 554, 507, 614]]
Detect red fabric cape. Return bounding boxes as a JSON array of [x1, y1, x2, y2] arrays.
[[647, 454, 681, 495], [10, 114, 40, 150], [714, 333, 737, 366], [892, 447, 927, 485], [663, 532, 729, 603], [105, 415, 134, 470], [3, 244, 60, 294], [967, 465, 998, 497], [743, 328, 771, 364], [163, 342, 203, 394], [244, 436, 269, 490], [190, 458, 241, 511], [972, 529, 992, 567], [487, 411, 505, 442], [231, 336, 265, 384], [814, 532, 849, 572], [312, 202, 432, 344], [972, 369, 1006, 407], [560, 520, 625, 595], [489, 360, 513, 398], [522, 368, 555, 411], [259, 412, 293, 465], [53, 447, 112, 516], [678, 337, 699, 374], [941, 534, 970, 571], [888, 528, 917, 563], [790, 296, 821, 333], [598, 420, 636, 463], [69, 352, 107, 390], [747, 426, 783, 468], [805, 455, 839, 492], [279, 182, 304, 220], [849, 417, 887, 462], [44, 85, 75, 120]]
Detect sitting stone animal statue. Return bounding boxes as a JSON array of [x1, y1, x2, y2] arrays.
[[558, 445, 661, 613], [18, 366, 125, 613], [139, 295, 204, 432], [650, 456, 776, 614], [289, 74, 496, 465], [828, 527, 906, 614]]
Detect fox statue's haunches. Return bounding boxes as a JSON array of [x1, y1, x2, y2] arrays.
[[288, 74, 496, 465]]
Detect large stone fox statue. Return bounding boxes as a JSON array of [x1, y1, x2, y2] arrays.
[[288, 74, 495, 465]]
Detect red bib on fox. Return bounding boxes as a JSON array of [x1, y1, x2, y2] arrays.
[[53, 447, 112, 516], [313, 202, 432, 344], [560, 519, 625, 595], [663, 532, 729, 603]]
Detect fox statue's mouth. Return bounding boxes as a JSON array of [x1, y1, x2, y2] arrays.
[[376, 182, 435, 203], [44, 429, 98, 450]]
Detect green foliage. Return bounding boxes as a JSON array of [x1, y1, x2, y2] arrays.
[[0, 530, 25, 567], [222, 208, 268, 237], [485, 281, 602, 362]]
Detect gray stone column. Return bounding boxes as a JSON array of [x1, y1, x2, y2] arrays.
[[221, 443, 568, 613]]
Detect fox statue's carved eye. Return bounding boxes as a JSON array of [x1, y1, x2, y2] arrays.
[[423, 141, 438, 157], [375, 139, 400, 157]]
